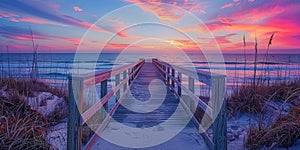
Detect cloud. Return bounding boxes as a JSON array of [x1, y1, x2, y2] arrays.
[[0, 26, 60, 41], [124, 0, 207, 23], [104, 43, 131, 50], [99, 18, 140, 38], [0, 10, 62, 25], [215, 33, 236, 44], [0, 10, 18, 17], [167, 39, 199, 50], [0, 0, 104, 32], [73, 6, 83, 13], [205, 0, 300, 49], [139, 2, 185, 23], [0, 26, 85, 46], [221, 3, 233, 9]]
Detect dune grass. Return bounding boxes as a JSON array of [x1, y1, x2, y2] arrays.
[[0, 90, 50, 149], [227, 80, 300, 116], [0, 77, 69, 149], [246, 104, 300, 149], [0, 77, 67, 100]]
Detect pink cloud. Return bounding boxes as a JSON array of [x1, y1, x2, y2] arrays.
[[215, 33, 236, 44], [73, 6, 83, 13], [117, 32, 133, 38], [105, 43, 131, 50], [221, 3, 233, 9], [19, 17, 61, 25], [125, 0, 207, 23], [0, 10, 18, 17], [199, 9, 207, 14], [62, 38, 83, 45], [206, 2, 300, 50], [138, 3, 185, 23]]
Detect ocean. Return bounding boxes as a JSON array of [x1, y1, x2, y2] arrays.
[[0, 52, 299, 87]]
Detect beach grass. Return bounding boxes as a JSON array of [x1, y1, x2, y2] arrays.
[[0, 77, 67, 100], [246, 103, 300, 149], [227, 80, 300, 116], [0, 90, 50, 149]]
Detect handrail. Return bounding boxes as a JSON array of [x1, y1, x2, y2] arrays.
[[152, 58, 226, 150], [67, 59, 145, 150]]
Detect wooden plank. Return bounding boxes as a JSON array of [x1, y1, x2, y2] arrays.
[[67, 77, 83, 150]]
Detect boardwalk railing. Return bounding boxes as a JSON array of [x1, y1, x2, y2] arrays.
[[152, 58, 227, 150], [67, 59, 145, 150]]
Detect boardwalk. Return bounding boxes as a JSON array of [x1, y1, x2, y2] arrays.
[[91, 62, 209, 149], [67, 59, 226, 150]]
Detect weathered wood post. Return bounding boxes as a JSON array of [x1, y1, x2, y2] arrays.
[[123, 70, 127, 91], [100, 80, 108, 122], [115, 74, 120, 101], [178, 72, 182, 97], [171, 68, 175, 88], [128, 68, 131, 85], [67, 77, 83, 150], [211, 76, 227, 150], [188, 76, 196, 112], [167, 67, 170, 84], [188, 76, 195, 93]]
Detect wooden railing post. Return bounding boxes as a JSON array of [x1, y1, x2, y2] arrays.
[[67, 77, 83, 150], [211, 77, 227, 150], [171, 68, 175, 88], [178, 72, 182, 97], [128, 68, 131, 85], [167, 67, 170, 84], [100, 80, 108, 122], [188, 76, 196, 113], [115, 74, 120, 101], [188, 76, 195, 93], [123, 70, 127, 91]]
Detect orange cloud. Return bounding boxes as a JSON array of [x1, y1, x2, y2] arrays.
[[167, 39, 199, 50]]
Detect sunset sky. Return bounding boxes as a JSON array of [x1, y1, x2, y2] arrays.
[[0, 0, 299, 53]]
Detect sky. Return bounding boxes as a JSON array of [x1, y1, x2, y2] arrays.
[[0, 0, 299, 53]]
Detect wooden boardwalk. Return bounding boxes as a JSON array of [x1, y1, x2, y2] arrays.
[[90, 62, 209, 150], [67, 59, 226, 150]]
